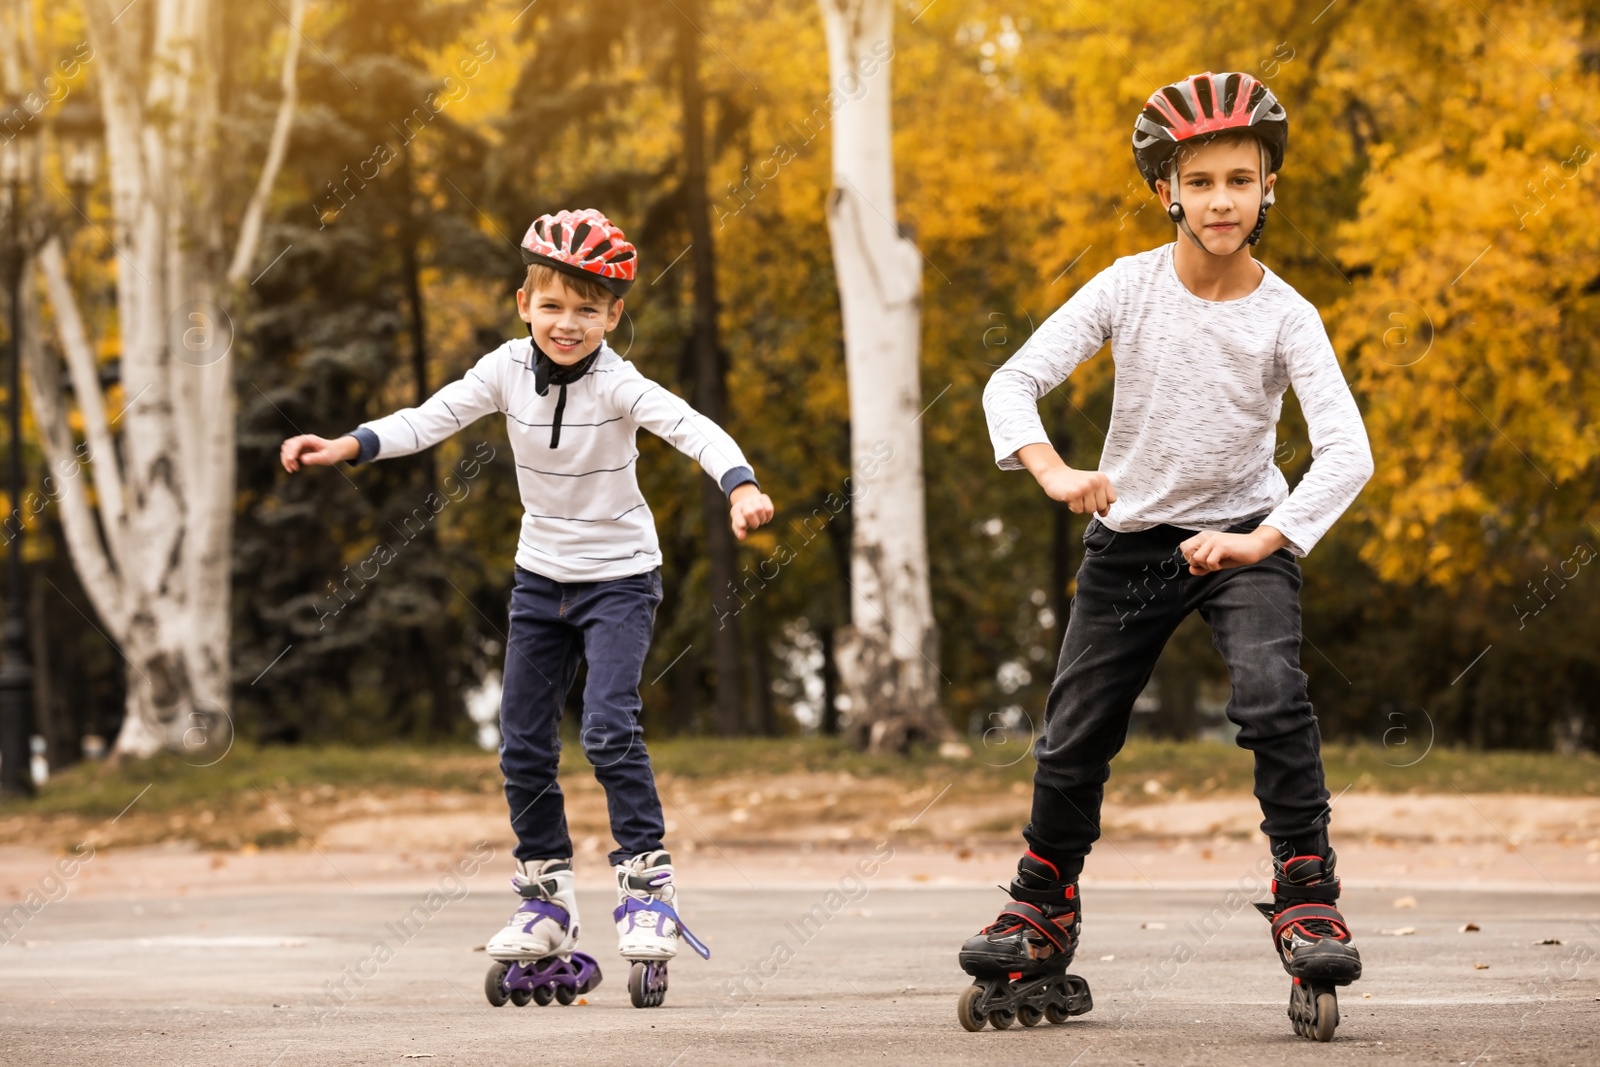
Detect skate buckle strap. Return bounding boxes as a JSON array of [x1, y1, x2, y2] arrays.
[[516, 898, 570, 932], [1273, 880, 1341, 904], [613, 897, 711, 960], [996, 902, 1073, 952], [1271, 903, 1350, 941]]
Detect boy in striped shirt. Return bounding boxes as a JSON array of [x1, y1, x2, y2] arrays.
[[281, 209, 773, 1006]]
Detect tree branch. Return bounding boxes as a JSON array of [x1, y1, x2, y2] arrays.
[[39, 236, 129, 578], [226, 0, 305, 285], [20, 265, 128, 639]]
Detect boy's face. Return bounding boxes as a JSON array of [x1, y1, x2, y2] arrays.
[[1156, 137, 1277, 255], [516, 279, 623, 365]]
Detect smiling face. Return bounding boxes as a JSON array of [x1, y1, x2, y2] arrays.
[[1156, 134, 1277, 255], [516, 270, 624, 365]]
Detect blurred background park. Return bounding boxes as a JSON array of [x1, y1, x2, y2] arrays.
[[0, 0, 1599, 828]]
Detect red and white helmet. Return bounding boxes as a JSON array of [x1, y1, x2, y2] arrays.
[[519, 208, 637, 297], [1132, 71, 1287, 191]]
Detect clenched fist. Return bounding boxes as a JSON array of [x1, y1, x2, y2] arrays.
[[280, 434, 359, 473]]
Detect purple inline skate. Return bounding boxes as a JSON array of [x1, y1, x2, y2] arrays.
[[614, 851, 710, 1008], [483, 858, 603, 1008]]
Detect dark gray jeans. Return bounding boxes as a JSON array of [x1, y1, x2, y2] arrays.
[[1025, 516, 1331, 882]]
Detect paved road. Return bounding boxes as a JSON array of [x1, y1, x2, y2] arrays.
[[3, 876, 1597, 1066]]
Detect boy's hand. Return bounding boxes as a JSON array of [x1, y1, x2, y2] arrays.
[[1036, 466, 1117, 515], [1178, 526, 1289, 575], [280, 434, 359, 472], [1015, 443, 1116, 516], [729, 483, 774, 540]]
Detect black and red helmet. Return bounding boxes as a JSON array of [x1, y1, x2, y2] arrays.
[[1132, 72, 1287, 191], [519, 209, 637, 297]]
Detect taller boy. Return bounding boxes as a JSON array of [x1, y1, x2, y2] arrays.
[[959, 73, 1373, 1036], [281, 210, 774, 1008]]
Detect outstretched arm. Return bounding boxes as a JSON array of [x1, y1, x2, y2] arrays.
[[618, 368, 772, 539], [280, 348, 507, 473]]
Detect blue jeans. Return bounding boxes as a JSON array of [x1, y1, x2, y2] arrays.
[[1025, 516, 1331, 881], [499, 565, 667, 865]]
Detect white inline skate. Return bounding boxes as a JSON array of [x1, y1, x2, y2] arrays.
[[613, 850, 710, 1007], [483, 858, 602, 1008]]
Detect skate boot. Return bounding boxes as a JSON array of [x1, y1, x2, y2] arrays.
[[1253, 849, 1361, 1041], [955, 852, 1093, 1031], [483, 858, 602, 1008], [613, 850, 710, 1008]]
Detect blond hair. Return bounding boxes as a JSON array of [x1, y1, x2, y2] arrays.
[[521, 263, 617, 306]]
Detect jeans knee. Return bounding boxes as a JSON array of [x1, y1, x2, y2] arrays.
[[581, 722, 642, 768]]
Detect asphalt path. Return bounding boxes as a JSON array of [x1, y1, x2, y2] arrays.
[[3, 869, 1597, 1066]]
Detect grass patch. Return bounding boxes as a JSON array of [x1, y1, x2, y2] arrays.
[[3, 736, 1595, 824]]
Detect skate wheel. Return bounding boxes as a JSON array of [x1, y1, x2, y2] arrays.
[[484, 962, 509, 1007], [510, 987, 533, 1007], [956, 984, 986, 1032], [1044, 1002, 1070, 1025], [1017, 1003, 1043, 1027], [987, 1008, 1015, 1030], [532, 984, 554, 1007], [1312, 991, 1338, 1042], [556, 984, 577, 1006], [628, 961, 666, 1008]]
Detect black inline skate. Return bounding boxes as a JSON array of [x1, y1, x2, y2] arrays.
[[1254, 849, 1362, 1042], [956, 852, 1093, 1032]]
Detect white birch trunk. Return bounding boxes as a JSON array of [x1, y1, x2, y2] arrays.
[[817, 0, 948, 752], [24, 0, 302, 758]]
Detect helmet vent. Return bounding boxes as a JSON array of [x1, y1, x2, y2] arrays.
[[1161, 85, 1193, 123]]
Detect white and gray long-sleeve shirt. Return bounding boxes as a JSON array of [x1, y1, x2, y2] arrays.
[[983, 243, 1373, 556], [348, 339, 756, 583]]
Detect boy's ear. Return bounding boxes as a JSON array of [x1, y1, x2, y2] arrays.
[[515, 287, 532, 322], [1155, 178, 1172, 210], [606, 298, 625, 330]]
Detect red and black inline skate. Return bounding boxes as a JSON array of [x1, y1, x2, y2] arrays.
[[1254, 849, 1362, 1041], [955, 852, 1093, 1032]]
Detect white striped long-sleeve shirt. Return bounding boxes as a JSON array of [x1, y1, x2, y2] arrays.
[[983, 244, 1373, 556], [348, 339, 756, 582]]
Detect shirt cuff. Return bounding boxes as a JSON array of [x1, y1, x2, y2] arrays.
[[1259, 512, 1309, 557], [720, 466, 758, 498], [344, 427, 380, 466], [991, 433, 1050, 471]]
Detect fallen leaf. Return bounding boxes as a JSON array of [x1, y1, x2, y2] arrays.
[[1474, 962, 1490, 970], [1378, 927, 1417, 936], [1100, 954, 1115, 961], [1460, 923, 1480, 932], [1533, 938, 1563, 946], [1361, 993, 1372, 999], [1141, 922, 1167, 930], [1392, 896, 1417, 909]]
